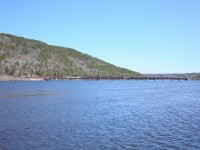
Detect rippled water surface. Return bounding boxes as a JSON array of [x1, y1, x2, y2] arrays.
[[0, 80, 200, 149]]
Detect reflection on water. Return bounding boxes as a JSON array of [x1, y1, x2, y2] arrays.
[[0, 81, 200, 149]]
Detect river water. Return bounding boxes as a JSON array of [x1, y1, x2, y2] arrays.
[[0, 80, 200, 150]]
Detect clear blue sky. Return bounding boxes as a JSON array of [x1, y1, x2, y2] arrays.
[[0, 0, 199, 73]]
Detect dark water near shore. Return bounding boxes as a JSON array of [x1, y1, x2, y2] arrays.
[[0, 80, 200, 150]]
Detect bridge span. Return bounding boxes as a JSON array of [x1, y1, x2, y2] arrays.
[[43, 76, 188, 81]]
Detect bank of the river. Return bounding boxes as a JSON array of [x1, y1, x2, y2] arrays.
[[0, 75, 44, 81]]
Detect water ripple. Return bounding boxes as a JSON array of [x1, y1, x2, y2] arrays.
[[0, 81, 200, 149]]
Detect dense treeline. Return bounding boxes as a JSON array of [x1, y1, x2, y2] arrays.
[[145, 73, 200, 80], [186, 73, 200, 80], [0, 33, 142, 77]]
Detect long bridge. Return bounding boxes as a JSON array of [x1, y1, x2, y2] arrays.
[[43, 76, 188, 81]]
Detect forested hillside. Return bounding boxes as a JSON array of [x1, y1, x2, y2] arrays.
[[0, 34, 142, 77]]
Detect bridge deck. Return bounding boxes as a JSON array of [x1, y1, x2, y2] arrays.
[[43, 76, 188, 81]]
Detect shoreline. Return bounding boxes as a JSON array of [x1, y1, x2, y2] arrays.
[[0, 76, 44, 81], [0, 76, 194, 81]]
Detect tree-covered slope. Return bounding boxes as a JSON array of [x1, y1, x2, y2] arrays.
[[0, 33, 142, 77]]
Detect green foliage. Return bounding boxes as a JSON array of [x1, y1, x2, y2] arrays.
[[0, 54, 5, 61], [0, 41, 3, 46], [21, 48, 29, 55], [9, 66, 16, 76], [15, 61, 19, 66], [5, 65, 9, 75], [0, 33, 143, 77], [4, 65, 16, 76], [35, 70, 43, 76]]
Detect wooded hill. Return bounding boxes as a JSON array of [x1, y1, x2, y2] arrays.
[[0, 33, 142, 77]]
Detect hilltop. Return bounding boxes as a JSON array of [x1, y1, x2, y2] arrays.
[[0, 33, 142, 78]]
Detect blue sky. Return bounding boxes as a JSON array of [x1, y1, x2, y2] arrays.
[[0, 0, 200, 73]]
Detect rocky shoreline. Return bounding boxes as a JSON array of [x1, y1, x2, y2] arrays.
[[0, 76, 44, 81]]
